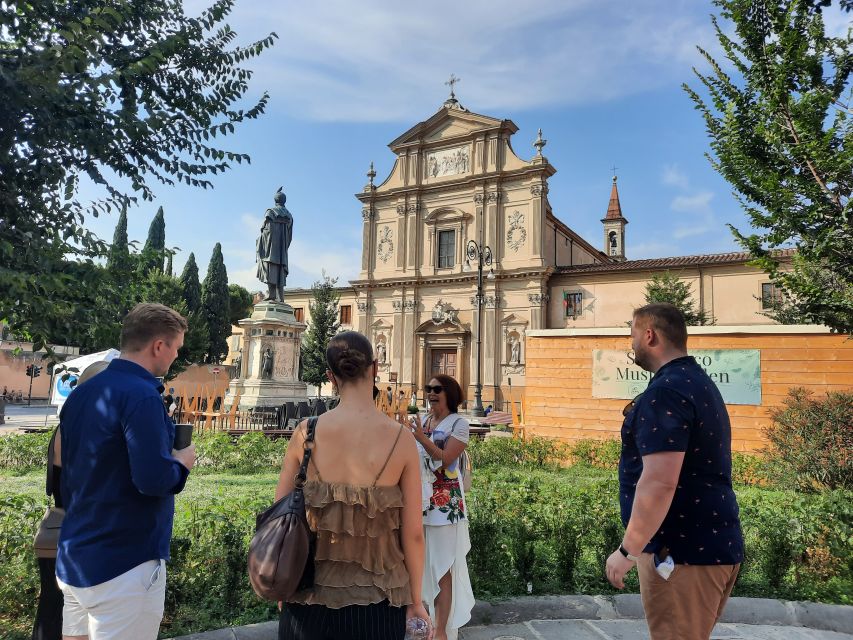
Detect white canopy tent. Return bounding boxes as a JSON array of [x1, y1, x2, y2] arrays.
[[51, 349, 120, 415]]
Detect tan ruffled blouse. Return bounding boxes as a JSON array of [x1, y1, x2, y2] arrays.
[[286, 480, 413, 608]]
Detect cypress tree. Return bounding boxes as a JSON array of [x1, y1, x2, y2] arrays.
[[165, 252, 173, 277], [179, 253, 202, 313], [106, 209, 131, 276], [201, 243, 230, 363], [301, 274, 341, 397], [141, 206, 166, 274]]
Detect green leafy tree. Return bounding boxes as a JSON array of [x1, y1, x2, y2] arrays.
[[179, 253, 203, 314], [0, 0, 276, 350], [228, 283, 254, 326], [644, 272, 713, 325], [201, 243, 230, 363], [107, 209, 132, 278], [140, 207, 166, 275], [684, 0, 853, 333], [165, 251, 174, 278], [173, 310, 210, 379], [301, 275, 341, 396]]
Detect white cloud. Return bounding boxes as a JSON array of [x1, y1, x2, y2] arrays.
[[661, 164, 689, 189], [204, 0, 716, 122], [630, 241, 673, 259], [670, 191, 717, 239]]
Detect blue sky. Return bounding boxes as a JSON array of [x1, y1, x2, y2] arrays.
[[78, 0, 850, 291]]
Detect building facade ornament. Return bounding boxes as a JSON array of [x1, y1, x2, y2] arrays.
[[396, 204, 406, 215], [403, 299, 418, 312], [431, 299, 457, 324], [392, 300, 403, 312], [357, 300, 369, 313], [530, 184, 548, 197], [473, 193, 484, 204], [377, 226, 393, 263], [362, 207, 373, 221], [527, 293, 550, 306], [506, 211, 527, 252], [407, 203, 419, 214], [486, 191, 502, 203]]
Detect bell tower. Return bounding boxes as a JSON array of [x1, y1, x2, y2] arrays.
[[601, 175, 628, 262]]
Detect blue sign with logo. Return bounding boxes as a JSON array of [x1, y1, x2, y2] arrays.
[[56, 375, 79, 399]]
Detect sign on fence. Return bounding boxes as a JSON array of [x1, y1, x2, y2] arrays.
[[592, 349, 762, 405]]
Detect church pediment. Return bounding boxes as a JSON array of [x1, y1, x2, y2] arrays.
[[389, 105, 517, 151]]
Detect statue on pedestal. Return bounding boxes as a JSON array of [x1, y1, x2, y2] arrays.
[[257, 187, 293, 302], [261, 347, 274, 380]]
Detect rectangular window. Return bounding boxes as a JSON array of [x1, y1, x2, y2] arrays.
[[563, 291, 583, 318], [340, 305, 352, 325], [761, 283, 783, 309], [294, 307, 304, 323], [437, 230, 455, 268]]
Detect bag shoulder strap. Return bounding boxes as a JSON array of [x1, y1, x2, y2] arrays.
[[294, 417, 318, 488], [46, 426, 59, 498]]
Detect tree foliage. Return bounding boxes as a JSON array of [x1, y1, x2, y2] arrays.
[[106, 209, 132, 277], [179, 253, 203, 314], [228, 283, 254, 326], [0, 0, 276, 350], [684, 0, 852, 333], [301, 275, 340, 395], [644, 272, 714, 325], [201, 243, 230, 363], [140, 207, 166, 275]]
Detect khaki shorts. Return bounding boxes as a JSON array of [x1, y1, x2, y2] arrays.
[[638, 552, 739, 640], [57, 559, 166, 639]]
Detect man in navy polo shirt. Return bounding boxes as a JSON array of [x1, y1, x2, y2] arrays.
[[56, 303, 196, 639], [606, 303, 743, 640]]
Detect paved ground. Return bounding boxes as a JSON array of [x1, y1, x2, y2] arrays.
[[0, 404, 57, 433], [172, 596, 853, 639]]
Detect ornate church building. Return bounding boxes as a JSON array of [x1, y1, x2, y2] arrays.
[[275, 93, 786, 408]]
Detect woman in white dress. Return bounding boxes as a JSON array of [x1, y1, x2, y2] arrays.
[[403, 374, 475, 640]]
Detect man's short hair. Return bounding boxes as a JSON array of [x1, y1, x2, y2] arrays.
[[120, 303, 188, 352], [633, 303, 688, 349]]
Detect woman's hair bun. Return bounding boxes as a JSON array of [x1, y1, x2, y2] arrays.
[[326, 331, 374, 382]]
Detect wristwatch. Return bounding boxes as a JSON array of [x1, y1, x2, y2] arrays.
[[618, 544, 640, 562]]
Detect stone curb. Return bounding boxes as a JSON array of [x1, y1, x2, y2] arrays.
[[171, 596, 853, 639]]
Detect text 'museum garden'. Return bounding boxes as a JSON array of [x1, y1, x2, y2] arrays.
[[1, 0, 852, 639]]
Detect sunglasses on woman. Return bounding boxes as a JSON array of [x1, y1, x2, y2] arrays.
[[424, 385, 444, 394]]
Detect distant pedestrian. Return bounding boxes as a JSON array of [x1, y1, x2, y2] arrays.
[[606, 303, 743, 640], [56, 303, 196, 639]]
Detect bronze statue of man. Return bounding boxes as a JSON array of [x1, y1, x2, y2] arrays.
[[256, 187, 293, 302]]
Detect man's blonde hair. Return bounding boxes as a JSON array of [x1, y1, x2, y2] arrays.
[[120, 303, 188, 352]]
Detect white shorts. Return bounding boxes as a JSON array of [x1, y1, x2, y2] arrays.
[[57, 559, 166, 639]]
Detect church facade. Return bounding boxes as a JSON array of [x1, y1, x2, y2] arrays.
[[270, 96, 790, 408]]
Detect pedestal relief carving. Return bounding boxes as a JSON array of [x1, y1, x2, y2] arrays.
[[527, 293, 550, 306]]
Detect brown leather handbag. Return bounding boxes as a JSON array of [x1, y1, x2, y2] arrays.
[[33, 428, 64, 559], [248, 416, 317, 601]]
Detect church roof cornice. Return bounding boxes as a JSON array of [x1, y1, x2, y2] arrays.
[[355, 165, 556, 203], [387, 105, 519, 152], [348, 266, 554, 291]]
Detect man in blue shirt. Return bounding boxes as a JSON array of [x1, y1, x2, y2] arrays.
[[57, 303, 196, 640], [605, 303, 743, 640]]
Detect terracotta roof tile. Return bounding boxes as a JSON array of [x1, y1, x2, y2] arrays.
[[555, 249, 795, 274]]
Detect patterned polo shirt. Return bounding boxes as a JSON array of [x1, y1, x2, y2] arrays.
[[619, 355, 744, 565]]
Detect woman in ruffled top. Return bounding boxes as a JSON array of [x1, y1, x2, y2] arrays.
[[275, 331, 430, 639]]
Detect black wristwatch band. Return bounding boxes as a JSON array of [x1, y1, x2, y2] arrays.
[[619, 544, 640, 562]]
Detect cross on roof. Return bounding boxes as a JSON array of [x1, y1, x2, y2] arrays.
[[611, 164, 619, 177], [445, 73, 461, 99]]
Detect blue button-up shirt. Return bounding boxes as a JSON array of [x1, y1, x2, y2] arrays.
[[57, 358, 190, 587], [619, 356, 744, 565]]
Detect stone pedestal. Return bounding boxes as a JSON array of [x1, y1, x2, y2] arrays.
[[229, 301, 308, 408]]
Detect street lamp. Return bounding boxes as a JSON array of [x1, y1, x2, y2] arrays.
[[464, 239, 495, 417]]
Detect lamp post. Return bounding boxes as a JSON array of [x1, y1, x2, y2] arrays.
[[464, 239, 495, 417]]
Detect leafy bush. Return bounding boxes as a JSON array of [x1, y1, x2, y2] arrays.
[[764, 388, 853, 491], [194, 431, 287, 474], [569, 439, 621, 469], [0, 432, 52, 473], [467, 435, 569, 469]]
